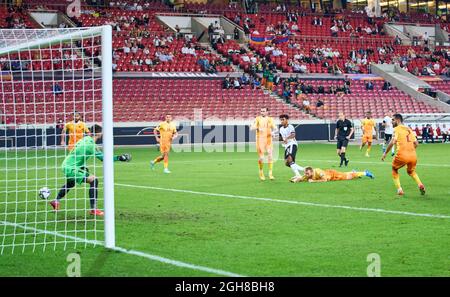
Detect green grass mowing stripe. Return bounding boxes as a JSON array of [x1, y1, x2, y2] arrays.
[[0, 220, 244, 277], [131, 158, 450, 167], [116, 183, 450, 219]]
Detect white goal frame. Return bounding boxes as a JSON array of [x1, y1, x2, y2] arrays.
[[0, 25, 115, 249]]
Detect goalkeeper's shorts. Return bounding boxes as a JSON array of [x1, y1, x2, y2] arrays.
[[63, 166, 90, 185]]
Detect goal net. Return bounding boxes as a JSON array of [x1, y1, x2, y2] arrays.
[[0, 26, 115, 253]]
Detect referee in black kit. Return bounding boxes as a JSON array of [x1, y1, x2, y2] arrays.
[[334, 112, 354, 167]]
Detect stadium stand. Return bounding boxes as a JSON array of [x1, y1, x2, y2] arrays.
[[113, 79, 312, 121], [283, 79, 443, 119]]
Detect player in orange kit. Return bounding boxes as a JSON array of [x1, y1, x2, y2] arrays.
[[292, 166, 374, 183], [251, 107, 277, 180], [382, 113, 425, 196], [360, 111, 378, 157], [150, 114, 178, 174], [61, 111, 90, 151]]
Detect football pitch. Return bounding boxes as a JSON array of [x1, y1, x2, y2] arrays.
[[1, 143, 450, 276]]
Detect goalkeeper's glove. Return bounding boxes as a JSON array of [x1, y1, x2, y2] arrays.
[[118, 153, 132, 162]]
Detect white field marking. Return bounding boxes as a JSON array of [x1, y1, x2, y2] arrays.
[[137, 158, 450, 167], [116, 183, 450, 220], [0, 220, 244, 277]]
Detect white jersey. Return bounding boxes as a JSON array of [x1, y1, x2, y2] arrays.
[[383, 116, 394, 135], [279, 124, 297, 148]]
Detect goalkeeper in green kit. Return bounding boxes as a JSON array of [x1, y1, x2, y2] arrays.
[[49, 124, 131, 216]]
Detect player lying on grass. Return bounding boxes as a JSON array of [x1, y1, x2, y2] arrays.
[[49, 124, 131, 216], [381, 113, 425, 196], [291, 166, 374, 183]]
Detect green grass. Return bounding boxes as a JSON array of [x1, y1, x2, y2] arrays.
[[1, 143, 450, 276]]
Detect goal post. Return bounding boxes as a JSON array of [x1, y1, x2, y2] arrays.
[[0, 26, 115, 252]]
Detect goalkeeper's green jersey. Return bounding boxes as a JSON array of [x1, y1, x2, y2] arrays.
[[62, 136, 103, 169]]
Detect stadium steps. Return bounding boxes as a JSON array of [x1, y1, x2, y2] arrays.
[[201, 42, 242, 73], [269, 91, 316, 119]]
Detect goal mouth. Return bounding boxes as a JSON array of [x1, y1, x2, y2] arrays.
[[0, 25, 115, 253]]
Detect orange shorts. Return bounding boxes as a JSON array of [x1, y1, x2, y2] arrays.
[[362, 134, 373, 143], [160, 142, 171, 154], [256, 139, 273, 157], [392, 154, 417, 173], [324, 170, 345, 181]]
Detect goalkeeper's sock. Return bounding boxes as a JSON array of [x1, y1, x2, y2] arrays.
[[268, 161, 273, 175], [153, 156, 163, 164], [89, 178, 99, 209], [56, 179, 75, 200], [163, 155, 169, 169]]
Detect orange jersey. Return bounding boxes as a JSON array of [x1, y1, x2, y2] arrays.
[[394, 125, 417, 157], [65, 121, 89, 148], [303, 168, 359, 182], [254, 116, 275, 141], [361, 118, 376, 136], [155, 121, 177, 144]]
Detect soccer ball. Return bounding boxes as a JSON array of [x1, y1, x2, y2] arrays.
[[39, 187, 51, 200]]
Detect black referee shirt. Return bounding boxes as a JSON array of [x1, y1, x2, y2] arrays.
[[336, 119, 353, 139]]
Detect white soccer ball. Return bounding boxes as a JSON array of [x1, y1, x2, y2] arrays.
[[39, 187, 51, 199]]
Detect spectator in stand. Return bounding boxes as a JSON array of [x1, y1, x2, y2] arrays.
[[427, 124, 435, 143], [442, 124, 448, 143], [223, 75, 232, 89], [272, 47, 284, 57], [414, 125, 421, 137], [234, 27, 239, 40], [302, 98, 311, 113], [233, 78, 242, 89], [53, 84, 63, 95], [330, 24, 339, 37], [241, 73, 250, 85], [175, 24, 181, 38], [436, 125, 442, 141], [423, 32, 429, 46], [382, 81, 392, 91], [282, 86, 291, 103], [252, 77, 261, 89], [366, 80, 374, 90], [422, 124, 429, 143]]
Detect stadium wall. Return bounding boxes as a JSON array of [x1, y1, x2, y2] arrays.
[[0, 124, 335, 148]]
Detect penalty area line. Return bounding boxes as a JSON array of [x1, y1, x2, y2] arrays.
[[116, 183, 450, 220], [0, 220, 244, 277]]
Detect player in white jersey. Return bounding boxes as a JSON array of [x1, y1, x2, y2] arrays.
[[279, 114, 304, 181], [382, 110, 395, 156]]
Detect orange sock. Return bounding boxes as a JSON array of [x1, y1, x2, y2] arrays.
[[163, 155, 168, 169], [392, 170, 401, 189], [409, 171, 423, 186], [258, 159, 263, 171]]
